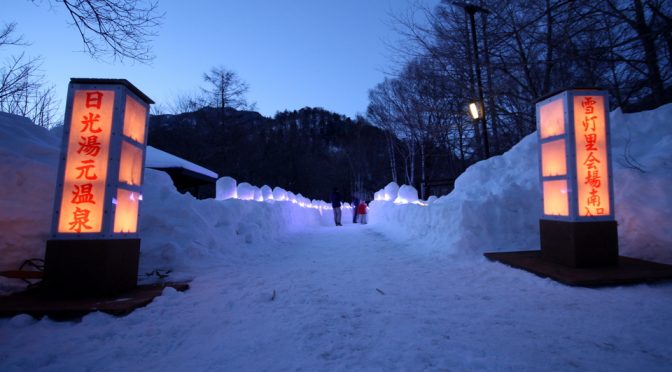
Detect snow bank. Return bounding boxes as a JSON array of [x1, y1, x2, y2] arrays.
[[139, 170, 329, 275], [370, 105, 672, 263], [0, 113, 60, 272]]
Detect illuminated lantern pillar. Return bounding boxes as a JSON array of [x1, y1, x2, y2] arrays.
[[45, 78, 153, 296], [536, 89, 618, 267]]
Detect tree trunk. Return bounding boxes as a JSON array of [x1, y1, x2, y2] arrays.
[[386, 131, 398, 183], [633, 0, 665, 103], [481, 13, 500, 154], [419, 141, 426, 200]]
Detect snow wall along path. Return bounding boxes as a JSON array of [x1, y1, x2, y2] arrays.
[[369, 104, 672, 264], [0, 112, 334, 287]]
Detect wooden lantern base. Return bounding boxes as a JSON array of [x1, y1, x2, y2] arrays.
[[540, 219, 618, 267], [44, 239, 140, 297]]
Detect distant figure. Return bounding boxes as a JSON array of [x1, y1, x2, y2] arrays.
[[357, 200, 368, 224], [330, 187, 343, 226], [352, 196, 360, 223]]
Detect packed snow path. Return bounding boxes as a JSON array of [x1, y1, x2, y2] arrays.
[[2, 224, 672, 371]]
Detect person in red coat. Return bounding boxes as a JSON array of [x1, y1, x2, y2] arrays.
[[357, 201, 368, 224]]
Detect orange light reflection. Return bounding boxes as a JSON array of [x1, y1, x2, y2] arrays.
[[543, 180, 569, 216], [123, 96, 147, 144], [539, 97, 565, 139], [113, 188, 139, 233], [541, 139, 567, 177], [118, 141, 144, 186]]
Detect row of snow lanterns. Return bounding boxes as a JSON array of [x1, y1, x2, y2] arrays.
[[373, 183, 429, 206], [217, 178, 332, 210]]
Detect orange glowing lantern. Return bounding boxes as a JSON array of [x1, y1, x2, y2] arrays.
[[536, 89, 618, 267], [51, 79, 153, 238], [45, 78, 153, 296]]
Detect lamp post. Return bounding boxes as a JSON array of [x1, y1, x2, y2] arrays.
[[451, 1, 490, 159]]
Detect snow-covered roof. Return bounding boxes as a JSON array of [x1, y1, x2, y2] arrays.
[[145, 146, 218, 179]]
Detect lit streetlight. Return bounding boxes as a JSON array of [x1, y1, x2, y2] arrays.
[[469, 101, 482, 120]]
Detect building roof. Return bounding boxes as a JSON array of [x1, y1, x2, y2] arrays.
[[145, 146, 218, 180]]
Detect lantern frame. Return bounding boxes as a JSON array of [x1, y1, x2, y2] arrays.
[[536, 88, 616, 222], [50, 79, 153, 240], [536, 88, 618, 267]]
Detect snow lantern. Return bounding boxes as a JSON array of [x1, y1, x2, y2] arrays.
[[45, 78, 153, 296], [237, 182, 255, 200], [394, 185, 419, 204], [261, 185, 274, 201], [536, 88, 617, 267], [216, 176, 238, 200], [383, 182, 400, 201]]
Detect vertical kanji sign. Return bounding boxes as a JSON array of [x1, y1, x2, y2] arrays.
[[574, 95, 610, 217], [57, 90, 115, 233]]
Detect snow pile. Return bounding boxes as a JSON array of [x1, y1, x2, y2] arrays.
[[370, 105, 672, 263], [139, 170, 331, 275], [0, 113, 60, 269]]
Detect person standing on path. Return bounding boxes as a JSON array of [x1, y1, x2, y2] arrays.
[[357, 200, 368, 224], [331, 188, 343, 226]]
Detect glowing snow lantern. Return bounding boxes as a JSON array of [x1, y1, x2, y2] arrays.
[[536, 89, 617, 267], [45, 78, 153, 295]]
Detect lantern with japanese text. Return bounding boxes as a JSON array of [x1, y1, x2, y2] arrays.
[[45, 78, 153, 296], [536, 89, 618, 267]]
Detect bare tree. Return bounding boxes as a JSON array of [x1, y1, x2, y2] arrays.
[[202, 66, 252, 111], [45, 0, 163, 63], [0, 23, 59, 128], [368, 79, 400, 183], [593, 0, 671, 106]]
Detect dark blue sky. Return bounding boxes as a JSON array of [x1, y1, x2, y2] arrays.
[[6, 0, 437, 119]]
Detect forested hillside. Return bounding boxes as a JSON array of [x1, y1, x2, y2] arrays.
[[148, 107, 407, 201]]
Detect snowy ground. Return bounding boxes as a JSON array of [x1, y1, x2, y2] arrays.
[[2, 224, 672, 371]]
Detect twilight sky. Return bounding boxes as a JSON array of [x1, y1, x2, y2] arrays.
[[5, 0, 437, 119]]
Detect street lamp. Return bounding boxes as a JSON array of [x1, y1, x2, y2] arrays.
[[450, 1, 490, 158]]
